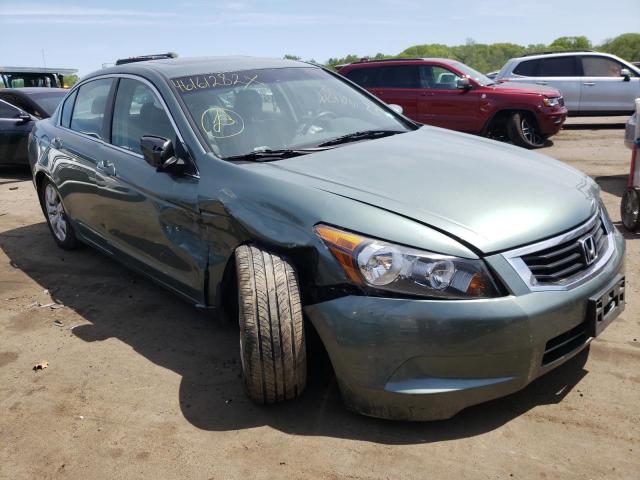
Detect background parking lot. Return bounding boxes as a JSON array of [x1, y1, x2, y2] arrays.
[[1, 119, 638, 479]]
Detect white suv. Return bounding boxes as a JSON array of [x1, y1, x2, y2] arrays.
[[495, 51, 640, 115]]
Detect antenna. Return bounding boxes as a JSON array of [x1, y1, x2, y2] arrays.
[[42, 49, 47, 69]]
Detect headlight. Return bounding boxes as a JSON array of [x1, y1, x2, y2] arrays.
[[315, 224, 500, 299], [543, 96, 561, 107]]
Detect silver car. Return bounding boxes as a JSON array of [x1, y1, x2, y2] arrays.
[[496, 51, 640, 115]]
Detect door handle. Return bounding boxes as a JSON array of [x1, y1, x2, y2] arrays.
[[51, 137, 62, 149], [583, 82, 596, 86], [96, 160, 116, 177], [535, 81, 547, 85]]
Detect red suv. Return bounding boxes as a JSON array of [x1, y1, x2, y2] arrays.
[[338, 58, 568, 149]]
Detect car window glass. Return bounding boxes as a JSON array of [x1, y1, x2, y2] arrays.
[[344, 68, 380, 88], [377, 66, 421, 88], [538, 57, 577, 77], [582, 57, 632, 77], [111, 78, 176, 154], [422, 66, 461, 89], [0, 100, 20, 119], [61, 89, 78, 128], [5, 96, 39, 117], [70, 79, 114, 139], [513, 59, 538, 76]]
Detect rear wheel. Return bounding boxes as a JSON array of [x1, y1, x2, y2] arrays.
[[507, 112, 547, 149], [39, 179, 80, 250], [621, 187, 640, 231], [235, 245, 306, 404]]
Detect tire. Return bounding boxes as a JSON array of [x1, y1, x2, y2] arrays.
[[621, 187, 640, 232], [39, 178, 80, 250], [507, 112, 547, 149], [235, 245, 306, 404]]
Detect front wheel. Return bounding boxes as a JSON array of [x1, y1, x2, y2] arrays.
[[39, 178, 80, 249], [234, 245, 307, 404], [507, 112, 548, 149], [621, 187, 640, 231]]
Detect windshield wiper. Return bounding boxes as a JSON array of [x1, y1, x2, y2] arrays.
[[224, 148, 325, 162], [317, 130, 403, 147]]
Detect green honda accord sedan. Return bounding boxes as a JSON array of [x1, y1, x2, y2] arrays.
[[28, 56, 626, 420]]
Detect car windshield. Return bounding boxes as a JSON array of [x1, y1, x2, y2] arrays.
[[451, 62, 495, 86], [30, 91, 67, 116], [172, 67, 411, 159]]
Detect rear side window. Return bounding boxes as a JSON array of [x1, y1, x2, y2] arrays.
[[61, 90, 78, 128], [377, 65, 421, 88], [582, 56, 632, 77], [70, 79, 114, 140], [538, 57, 578, 77], [344, 68, 380, 88], [513, 60, 538, 76], [111, 78, 175, 154]]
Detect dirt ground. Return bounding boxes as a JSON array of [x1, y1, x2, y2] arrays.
[[1, 118, 639, 480]]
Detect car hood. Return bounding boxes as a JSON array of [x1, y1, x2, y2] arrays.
[[489, 81, 561, 97], [261, 127, 598, 254]]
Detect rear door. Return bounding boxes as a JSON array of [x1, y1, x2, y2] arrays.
[[579, 55, 640, 113], [0, 99, 33, 165], [417, 65, 480, 132], [367, 65, 421, 120], [98, 76, 206, 303], [52, 78, 116, 244]]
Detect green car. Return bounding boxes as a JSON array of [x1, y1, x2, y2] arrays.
[[29, 56, 626, 420]]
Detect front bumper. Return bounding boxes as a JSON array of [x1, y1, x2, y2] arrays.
[[305, 229, 625, 421], [537, 105, 568, 136]]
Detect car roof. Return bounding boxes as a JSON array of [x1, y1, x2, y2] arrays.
[[86, 56, 312, 80], [0, 87, 67, 96], [343, 58, 460, 68], [510, 50, 619, 62]]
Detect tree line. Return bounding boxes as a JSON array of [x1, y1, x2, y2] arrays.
[[285, 33, 640, 73]]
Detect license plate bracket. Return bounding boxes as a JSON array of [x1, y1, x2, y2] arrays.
[[587, 275, 625, 338]]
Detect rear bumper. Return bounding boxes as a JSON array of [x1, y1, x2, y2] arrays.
[[304, 229, 625, 421], [537, 106, 568, 136]]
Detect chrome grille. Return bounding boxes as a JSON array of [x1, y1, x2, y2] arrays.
[[521, 215, 607, 284]]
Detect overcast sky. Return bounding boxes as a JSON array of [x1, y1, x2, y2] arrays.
[[1, 0, 638, 76]]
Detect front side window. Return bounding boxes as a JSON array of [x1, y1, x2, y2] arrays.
[[70, 79, 114, 139], [538, 57, 578, 77], [449, 62, 495, 86], [582, 56, 632, 77], [0, 100, 20, 119], [111, 79, 175, 154], [422, 66, 461, 89], [172, 67, 410, 159]]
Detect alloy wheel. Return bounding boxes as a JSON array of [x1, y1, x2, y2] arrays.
[[520, 117, 544, 147], [621, 187, 640, 231], [44, 184, 68, 242]]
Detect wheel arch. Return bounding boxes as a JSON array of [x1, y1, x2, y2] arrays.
[[481, 107, 541, 136]]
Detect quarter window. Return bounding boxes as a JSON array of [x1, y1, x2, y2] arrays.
[[0, 100, 19, 119], [111, 79, 175, 155], [69, 79, 114, 140], [60, 89, 78, 128], [582, 56, 631, 77]]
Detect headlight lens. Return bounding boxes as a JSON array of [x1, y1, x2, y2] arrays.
[[315, 224, 500, 299], [543, 96, 561, 107]]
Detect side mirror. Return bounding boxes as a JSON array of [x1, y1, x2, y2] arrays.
[[621, 68, 631, 81], [16, 112, 32, 125], [140, 135, 186, 174], [388, 104, 403, 115], [457, 77, 472, 90]]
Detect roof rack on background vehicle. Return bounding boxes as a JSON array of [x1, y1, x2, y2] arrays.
[[521, 49, 595, 57], [115, 52, 178, 66]]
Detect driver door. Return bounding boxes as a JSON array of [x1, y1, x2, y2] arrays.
[[0, 99, 33, 165], [98, 77, 207, 303]]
